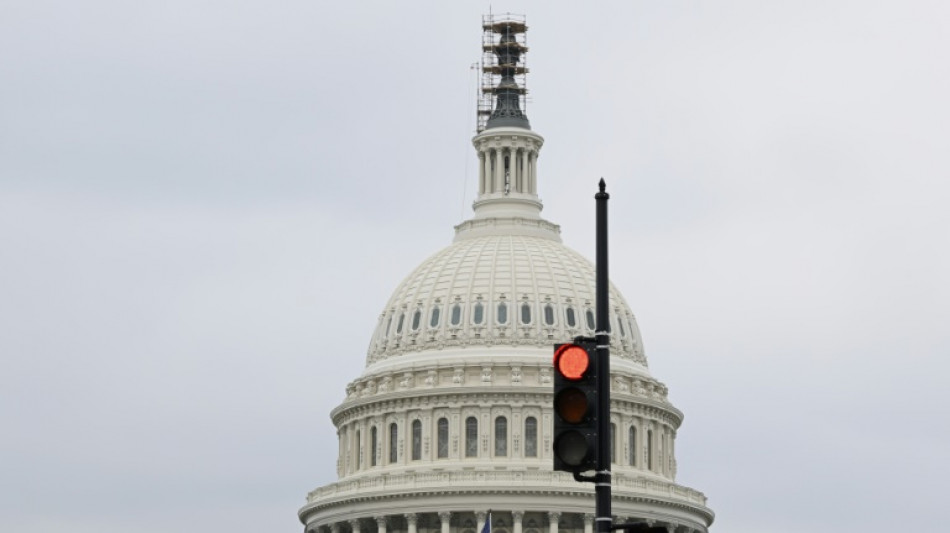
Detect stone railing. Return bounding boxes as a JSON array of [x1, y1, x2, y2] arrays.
[[306, 469, 707, 506]]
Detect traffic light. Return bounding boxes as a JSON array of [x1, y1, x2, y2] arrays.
[[552, 338, 599, 473]]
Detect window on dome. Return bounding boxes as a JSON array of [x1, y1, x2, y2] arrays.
[[411, 420, 422, 460], [356, 430, 362, 469], [412, 309, 421, 330], [371, 426, 378, 467], [497, 302, 508, 325], [628, 426, 636, 466], [586, 309, 595, 330], [465, 416, 478, 457], [430, 305, 441, 328], [437, 417, 449, 458], [473, 302, 484, 325], [647, 429, 654, 470], [385, 316, 392, 336], [389, 423, 398, 463], [566, 307, 576, 327], [451, 303, 462, 326], [521, 302, 531, 324], [396, 313, 405, 333], [494, 416, 507, 456], [524, 416, 538, 457], [618, 315, 626, 337], [610, 423, 617, 464], [544, 303, 555, 326]]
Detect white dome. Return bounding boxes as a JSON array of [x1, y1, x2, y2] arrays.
[[366, 233, 648, 374]]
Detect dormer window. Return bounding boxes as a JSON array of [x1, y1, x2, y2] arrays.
[[430, 305, 441, 328], [586, 309, 595, 330], [411, 309, 421, 331], [543, 303, 555, 326], [520, 302, 531, 324], [497, 302, 508, 325], [396, 313, 405, 333], [450, 303, 462, 326], [473, 301, 485, 325], [566, 306, 576, 327]]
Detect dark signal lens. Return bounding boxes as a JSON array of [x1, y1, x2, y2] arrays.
[[555, 387, 588, 423], [554, 430, 589, 466]]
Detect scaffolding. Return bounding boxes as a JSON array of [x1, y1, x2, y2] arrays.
[[477, 13, 529, 133]]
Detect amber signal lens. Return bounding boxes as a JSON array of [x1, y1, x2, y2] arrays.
[[555, 387, 588, 423]]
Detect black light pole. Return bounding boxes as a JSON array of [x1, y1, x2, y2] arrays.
[[594, 179, 612, 533]]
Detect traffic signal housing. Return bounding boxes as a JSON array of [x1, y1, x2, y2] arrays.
[[552, 338, 599, 473]]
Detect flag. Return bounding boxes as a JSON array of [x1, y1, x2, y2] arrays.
[[480, 511, 491, 533]]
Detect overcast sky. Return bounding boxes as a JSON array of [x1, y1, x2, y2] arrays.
[[1, 2, 948, 532]]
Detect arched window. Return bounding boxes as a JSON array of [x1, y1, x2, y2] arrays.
[[396, 313, 405, 333], [566, 306, 576, 328], [451, 303, 462, 326], [473, 301, 484, 325], [521, 302, 531, 324], [494, 416, 508, 456], [411, 420, 422, 460], [586, 309, 595, 330], [610, 423, 617, 463], [371, 426, 378, 467], [618, 314, 626, 337], [497, 302, 508, 325], [524, 416, 538, 457], [430, 305, 441, 328], [628, 426, 636, 466], [389, 423, 398, 463], [647, 429, 654, 470], [411, 309, 421, 330], [385, 316, 392, 336], [465, 416, 478, 457], [437, 417, 449, 458], [544, 304, 555, 325], [356, 430, 362, 469]]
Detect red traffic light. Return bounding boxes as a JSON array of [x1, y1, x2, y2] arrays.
[[554, 344, 589, 380]]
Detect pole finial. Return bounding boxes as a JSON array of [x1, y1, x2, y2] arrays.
[[598, 178, 606, 192]]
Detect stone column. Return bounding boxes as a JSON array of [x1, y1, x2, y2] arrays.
[[406, 513, 418, 533], [492, 148, 505, 192], [583, 514, 594, 533], [375, 517, 387, 533], [548, 512, 561, 533], [527, 151, 536, 194], [479, 151, 487, 194], [476, 511, 487, 533], [439, 511, 452, 533], [330, 523, 341, 533], [349, 520, 361, 533], [513, 511, 524, 533]]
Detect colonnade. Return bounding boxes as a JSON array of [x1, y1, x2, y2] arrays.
[[477, 147, 538, 195], [311, 511, 698, 533]]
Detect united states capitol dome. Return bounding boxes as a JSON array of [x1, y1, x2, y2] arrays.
[[300, 15, 713, 533]]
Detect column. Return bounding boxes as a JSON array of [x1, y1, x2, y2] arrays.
[[513, 148, 522, 192], [583, 514, 594, 533], [530, 151, 538, 193], [375, 517, 387, 533], [476, 511, 487, 533], [479, 151, 487, 194], [330, 524, 341, 533], [439, 512, 452, 533], [406, 514, 418, 533], [350, 520, 361, 533], [498, 148, 505, 191], [548, 512, 561, 533], [513, 511, 524, 533]]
